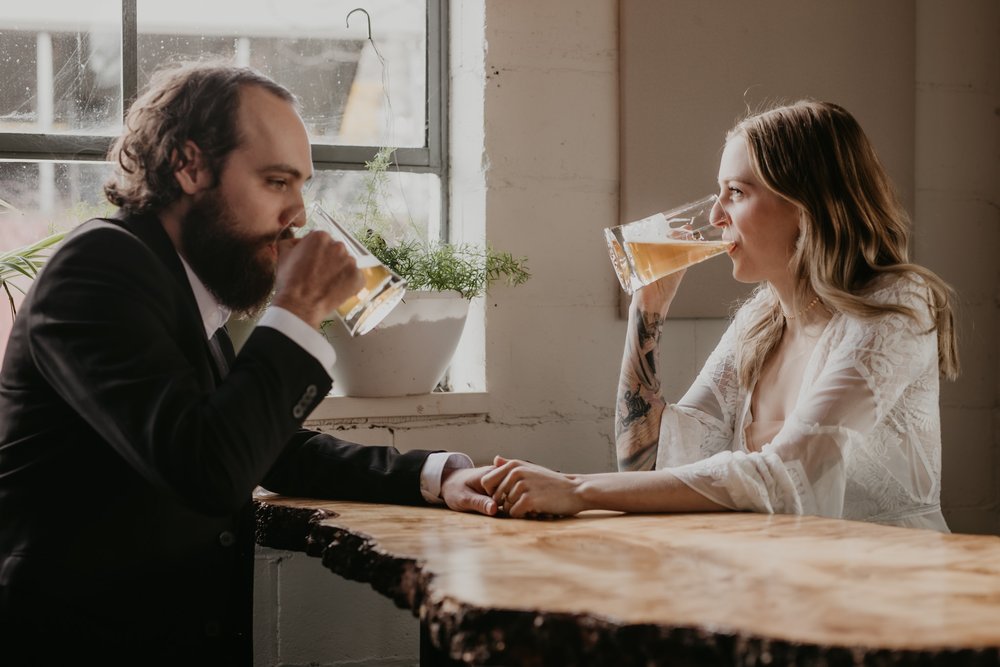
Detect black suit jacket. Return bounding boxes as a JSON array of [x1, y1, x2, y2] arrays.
[[0, 213, 434, 665]]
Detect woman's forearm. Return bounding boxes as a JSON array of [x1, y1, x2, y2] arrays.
[[615, 303, 668, 471], [575, 470, 726, 513], [482, 458, 726, 519]]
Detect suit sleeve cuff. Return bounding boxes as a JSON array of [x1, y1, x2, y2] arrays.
[[257, 306, 337, 379], [420, 452, 474, 504]]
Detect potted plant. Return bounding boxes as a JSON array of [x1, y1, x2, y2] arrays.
[[320, 147, 530, 397], [227, 148, 530, 396]]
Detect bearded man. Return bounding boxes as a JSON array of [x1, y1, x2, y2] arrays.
[[0, 62, 494, 666]]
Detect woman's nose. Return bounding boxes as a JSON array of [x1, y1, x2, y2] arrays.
[[710, 197, 730, 227]]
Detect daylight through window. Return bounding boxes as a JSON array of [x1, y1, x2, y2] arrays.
[[0, 0, 447, 352]]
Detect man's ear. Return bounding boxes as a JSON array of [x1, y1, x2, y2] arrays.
[[173, 141, 213, 195]]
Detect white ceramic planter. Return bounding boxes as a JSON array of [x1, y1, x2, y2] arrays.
[[321, 290, 471, 397]]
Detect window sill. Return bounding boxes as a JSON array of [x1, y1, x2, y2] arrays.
[[306, 391, 489, 423]]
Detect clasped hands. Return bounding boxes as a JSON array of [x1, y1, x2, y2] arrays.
[[440, 456, 584, 519]]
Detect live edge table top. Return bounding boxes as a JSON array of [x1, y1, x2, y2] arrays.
[[254, 495, 1000, 666]]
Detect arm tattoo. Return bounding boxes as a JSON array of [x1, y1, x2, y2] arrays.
[[634, 311, 664, 391], [620, 385, 651, 429], [618, 441, 657, 471], [637, 310, 664, 347], [615, 308, 668, 470]]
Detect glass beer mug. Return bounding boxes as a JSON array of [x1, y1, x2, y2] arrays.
[[294, 203, 407, 336], [604, 194, 731, 295]]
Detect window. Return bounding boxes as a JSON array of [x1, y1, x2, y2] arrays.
[[0, 0, 448, 349]]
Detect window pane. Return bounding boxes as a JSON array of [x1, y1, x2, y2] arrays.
[[308, 168, 441, 245], [0, 160, 116, 358], [137, 0, 427, 148], [0, 2, 122, 135]]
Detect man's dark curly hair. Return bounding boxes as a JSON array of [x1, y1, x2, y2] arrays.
[[104, 61, 296, 214]]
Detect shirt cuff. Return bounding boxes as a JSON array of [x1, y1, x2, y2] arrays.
[[257, 306, 337, 379], [420, 452, 474, 504]]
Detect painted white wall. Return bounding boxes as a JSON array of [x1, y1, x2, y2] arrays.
[[255, 3, 621, 664], [621, 0, 916, 318], [914, 0, 1000, 534], [254, 1, 999, 664]]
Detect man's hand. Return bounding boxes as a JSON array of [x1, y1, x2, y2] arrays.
[[440, 464, 498, 516], [272, 231, 365, 329]]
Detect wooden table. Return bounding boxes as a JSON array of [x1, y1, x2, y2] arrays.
[[254, 496, 1000, 666]]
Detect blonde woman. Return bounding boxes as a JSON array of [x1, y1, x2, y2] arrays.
[[484, 101, 959, 531]]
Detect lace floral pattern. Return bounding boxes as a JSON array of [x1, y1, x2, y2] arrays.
[[655, 275, 948, 531]]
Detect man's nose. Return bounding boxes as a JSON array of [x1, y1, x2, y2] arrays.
[[284, 199, 307, 228]]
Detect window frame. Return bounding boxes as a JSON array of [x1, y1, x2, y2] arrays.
[[0, 0, 449, 228]]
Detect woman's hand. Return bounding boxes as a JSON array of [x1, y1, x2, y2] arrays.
[[632, 268, 686, 315], [481, 456, 587, 519]]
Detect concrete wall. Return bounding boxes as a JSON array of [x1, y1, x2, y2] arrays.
[[253, 1, 999, 664], [621, 0, 916, 318], [913, 0, 1000, 534], [255, 3, 621, 665], [618, 0, 1000, 534]]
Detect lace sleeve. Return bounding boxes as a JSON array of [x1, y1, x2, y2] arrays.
[[655, 317, 741, 468], [667, 277, 940, 518]]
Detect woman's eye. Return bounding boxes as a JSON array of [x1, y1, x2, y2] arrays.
[[728, 186, 744, 199]]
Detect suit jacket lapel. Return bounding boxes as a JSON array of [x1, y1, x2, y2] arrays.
[[107, 211, 225, 384], [112, 212, 195, 304]]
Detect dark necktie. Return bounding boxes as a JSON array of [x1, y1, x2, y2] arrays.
[[208, 326, 235, 379]]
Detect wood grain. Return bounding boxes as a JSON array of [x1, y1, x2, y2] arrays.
[[255, 495, 1000, 666]]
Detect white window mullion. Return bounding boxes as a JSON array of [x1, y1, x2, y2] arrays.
[[36, 31, 55, 214], [235, 37, 251, 67]]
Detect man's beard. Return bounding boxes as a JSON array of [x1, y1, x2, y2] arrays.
[[179, 190, 278, 317]]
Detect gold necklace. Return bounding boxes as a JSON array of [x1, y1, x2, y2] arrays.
[[783, 296, 820, 320]]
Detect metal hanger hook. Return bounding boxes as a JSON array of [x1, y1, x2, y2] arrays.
[[346, 7, 373, 41]]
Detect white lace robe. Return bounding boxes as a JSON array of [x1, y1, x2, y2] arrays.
[[651, 275, 948, 531]]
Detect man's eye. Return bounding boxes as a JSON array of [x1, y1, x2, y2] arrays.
[[268, 179, 288, 189]]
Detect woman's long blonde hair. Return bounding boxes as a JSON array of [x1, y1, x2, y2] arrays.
[[731, 100, 959, 388]]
